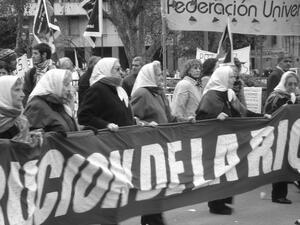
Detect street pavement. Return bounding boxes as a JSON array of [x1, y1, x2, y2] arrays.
[[121, 184, 300, 225]]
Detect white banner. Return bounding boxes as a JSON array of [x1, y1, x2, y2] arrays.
[[196, 46, 251, 74], [164, 0, 300, 35], [16, 54, 30, 78]]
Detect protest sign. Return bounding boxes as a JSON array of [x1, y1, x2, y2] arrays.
[[164, 0, 300, 36], [196, 46, 251, 74], [244, 87, 263, 113], [0, 105, 300, 224], [16, 54, 30, 78]]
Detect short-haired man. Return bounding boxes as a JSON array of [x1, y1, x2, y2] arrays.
[[23, 43, 54, 105], [122, 56, 144, 97], [266, 55, 293, 97]]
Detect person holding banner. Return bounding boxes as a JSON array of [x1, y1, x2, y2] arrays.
[[78, 57, 134, 133], [131, 60, 174, 225], [196, 65, 265, 215], [264, 71, 299, 205], [23, 43, 55, 105], [171, 59, 203, 122], [24, 69, 78, 132]]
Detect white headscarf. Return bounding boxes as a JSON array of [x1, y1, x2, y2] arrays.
[[131, 61, 158, 96], [89, 57, 118, 86], [89, 57, 129, 107], [202, 65, 236, 101], [0, 76, 19, 110], [274, 71, 298, 93], [28, 69, 68, 102]]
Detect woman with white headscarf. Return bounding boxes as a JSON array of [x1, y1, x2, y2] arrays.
[[264, 71, 299, 205], [196, 65, 265, 215], [78, 57, 134, 132], [24, 69, 78, 132], [131, 60, 172, 225], [0, 76, 29, 139]]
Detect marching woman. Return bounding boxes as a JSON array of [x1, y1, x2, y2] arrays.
[[264, 71, 299, 205], [171, 59, 203, 122], [24, 69, 78, 132], [131, 60, 174, 225], [196, 65, 266, 215]]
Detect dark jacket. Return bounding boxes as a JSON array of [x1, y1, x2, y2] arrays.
[[77, 81, 135, 129], [266, 67, 284, 98], [122, 74, 138, 97], [264, 91, 295, 114], [78, 68, 93, 105], [0, 125, 19, 139], [24, 95, 78, 132], [131, 87, 174, 124], [196, 90, 262, 120]]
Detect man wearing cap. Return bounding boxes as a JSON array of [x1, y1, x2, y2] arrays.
[[266, 55, 293, 97]]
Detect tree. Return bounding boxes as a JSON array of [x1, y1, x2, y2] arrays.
[[104, 0, 162, 64]]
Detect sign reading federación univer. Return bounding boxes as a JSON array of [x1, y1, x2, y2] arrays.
[[164, 0, 300, 36]]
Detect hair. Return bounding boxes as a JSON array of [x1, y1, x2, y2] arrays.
[[277, 54, 292, 64], [33, 43, 52, 60], [0, 60, 10, 73], [132, 56, 144, 66], [180, 59, 202, 78], [284, 71, 299, 87], [202, 58, 218, 76], [87, 56, 101, 71]]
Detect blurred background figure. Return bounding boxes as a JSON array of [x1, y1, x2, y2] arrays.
[[264, 71, 299, 205], [171, 59, 203, 122], [0, 60, 11, 76], [0, 48, 17, 74], [78, 56, 101, 105], [122, 56, 144, 97]]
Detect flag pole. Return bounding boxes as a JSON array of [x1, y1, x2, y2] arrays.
[[161, 0, 167, 89]]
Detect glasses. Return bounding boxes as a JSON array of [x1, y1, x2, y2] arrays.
[[284, 60, 292, 63], [113, 67, 120, 72], [286, 82, 298, 86]]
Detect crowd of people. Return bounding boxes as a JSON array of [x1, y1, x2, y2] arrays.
[[0, 42, 299, 224]]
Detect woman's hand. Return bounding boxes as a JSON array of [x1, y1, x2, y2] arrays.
[[29, 129, 44, 147], [107, 123, 119, 132], [148, 121, 158, 127], [263, 114, 272, 119], [217, 112, 228, 120], [187, 116, 196, 123]]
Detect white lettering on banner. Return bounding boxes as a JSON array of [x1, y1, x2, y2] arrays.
[[288, 119, 300, 171], [55, 154, 85, 217], [73, 153, 113, 213], [214, 134, 239, 181], [121, 149, 134, 207], [165, 141, 185, 196], [273, 120, 288, 171], [165, 0, 300, 36], [190, 138, 211, 189], [0, 167, 6, 225], [34, 150, 64, 225], [248, 127, 274, 177]]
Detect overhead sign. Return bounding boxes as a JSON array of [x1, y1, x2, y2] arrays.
[[163, 0, 300, 35], [196, 46, 251, 74]]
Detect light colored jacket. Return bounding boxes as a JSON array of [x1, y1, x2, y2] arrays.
[[171, 76, 202, 121]]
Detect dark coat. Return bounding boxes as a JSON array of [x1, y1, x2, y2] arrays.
[[24, 95, 78, 132], [78, 68, 93, 105], [196, 90, 262, 120], [264, 91, 295, 114], [122, 74, 137, 97], [77, 81, 135, 129], [266, 67, 284, 98], [0, 125, 19, 139]]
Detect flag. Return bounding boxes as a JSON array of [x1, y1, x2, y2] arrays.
[[216, 18, 233, 64], [33, 0, 60, 43], [74, 48, 79, 68], [80, 0, 103, 48]]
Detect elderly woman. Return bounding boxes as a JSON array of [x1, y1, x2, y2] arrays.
[[196, 65, 265, 215], [24, 69, 78, 132], [78, 57, 134, 132], [131, 60, 173, 225], [171, 59, 203, 122], [0, 76, 28, 139], [264, 71, 299, 205]]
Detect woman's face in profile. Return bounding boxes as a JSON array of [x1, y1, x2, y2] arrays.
[[285, 76, 298, 94], [11, 79, 24, 109], [61, 71, 73, 102], [227, 71, 236, 89], [111, 61, 121, 78]]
